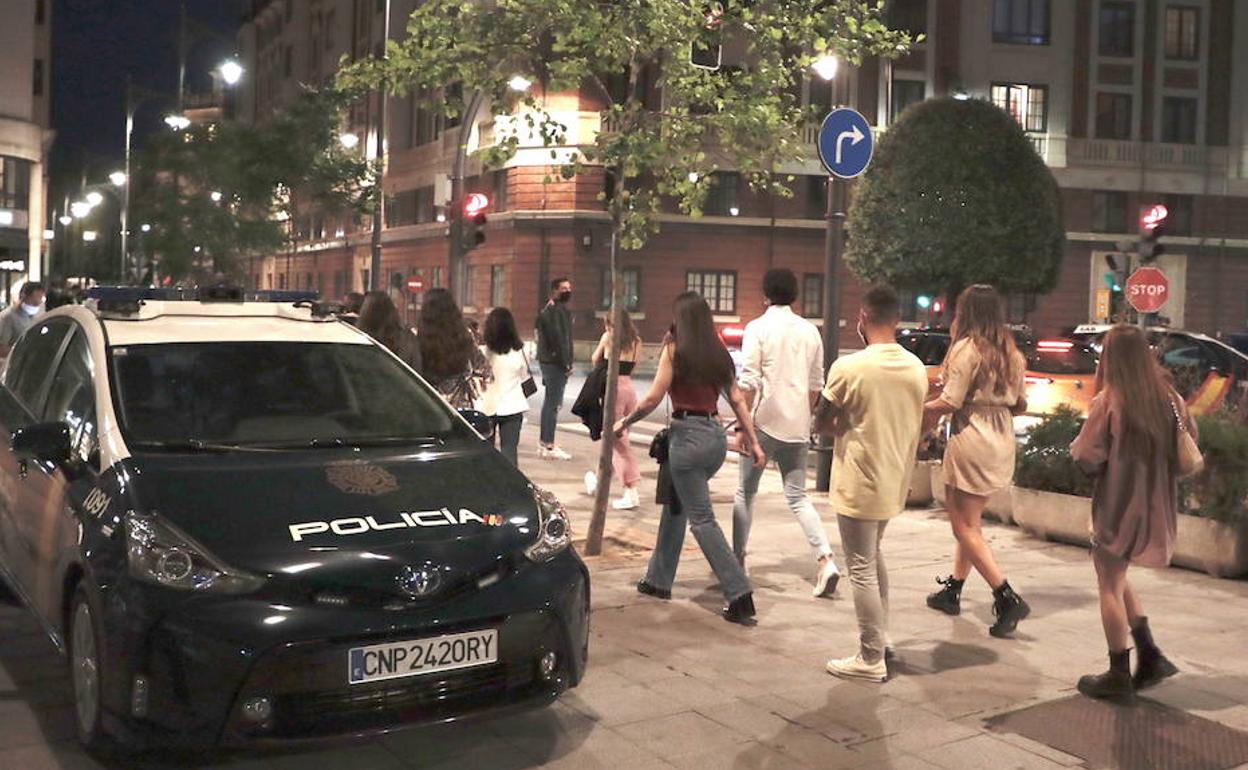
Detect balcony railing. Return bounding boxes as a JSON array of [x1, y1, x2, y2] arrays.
[[1066, 138, 1231, 172]]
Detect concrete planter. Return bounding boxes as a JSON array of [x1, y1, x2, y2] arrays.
[[1010, 487, 1092, 548], [907, 460, 936, 507], [928, 464, 1014, 523], [1172, 515, 1248, 579]]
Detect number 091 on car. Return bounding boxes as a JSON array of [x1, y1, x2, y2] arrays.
[[349, 629, 498, 685]]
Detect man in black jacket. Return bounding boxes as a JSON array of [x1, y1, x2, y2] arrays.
[[536, 277, 574, 459]]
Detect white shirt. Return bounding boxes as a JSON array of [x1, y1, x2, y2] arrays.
[[480, 347, 531, 417], [738, 304, 824, 443]]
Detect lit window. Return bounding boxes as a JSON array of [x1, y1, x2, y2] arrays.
[[1164, 6, 1200, 60], [991, 83, 1048, 132]]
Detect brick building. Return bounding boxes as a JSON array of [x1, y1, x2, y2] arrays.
[[235, 0, 1248, 350]]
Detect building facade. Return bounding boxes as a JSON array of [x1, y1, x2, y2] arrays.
[[237, 0, 1248, 349], [0, 0, 53, 293]]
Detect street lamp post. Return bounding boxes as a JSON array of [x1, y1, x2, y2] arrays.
[[814, 55, 846, 493], [369, 0, 392, 293]]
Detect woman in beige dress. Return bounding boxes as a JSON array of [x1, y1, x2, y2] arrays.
[[1069, 325, 1189, 701], [923, 285, 1031, 638]]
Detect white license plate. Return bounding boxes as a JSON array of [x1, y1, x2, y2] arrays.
[[348, 629, 497, 685]]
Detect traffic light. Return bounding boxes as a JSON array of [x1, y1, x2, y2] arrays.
[[1138, 203, 1168, 263], [460, 193, 489, 252]]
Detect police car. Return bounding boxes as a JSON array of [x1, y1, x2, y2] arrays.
[[0, 287, 589, 751]]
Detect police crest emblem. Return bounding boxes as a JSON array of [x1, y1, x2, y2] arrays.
[[325, 461, 399, 496]]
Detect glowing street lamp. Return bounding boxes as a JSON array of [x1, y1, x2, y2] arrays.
[[812, 54, 839, 82], [210, 190, 224, 203], [219, 59, 244, 86], [507, 75, 533, 93], [82, 230, 98, 242], [70, 201, 93, 219], [109, 170, 128, 187], [58, 214, 73, 226], [85, 191, 105, 207], [164, 114, 191, 130], [140, 223, 152, 233], [339, 132, 360, 149]]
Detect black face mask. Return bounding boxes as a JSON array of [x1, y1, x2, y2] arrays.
[[557, 290, 572, 303]]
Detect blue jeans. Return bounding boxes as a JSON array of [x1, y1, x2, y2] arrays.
[[493, 413, 523, 466], [539, 363, 568, 445], [733, 431, 833, 562], [644, 417, 752, 602]]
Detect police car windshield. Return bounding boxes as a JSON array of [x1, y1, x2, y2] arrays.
[[111, 342, 470, 448]]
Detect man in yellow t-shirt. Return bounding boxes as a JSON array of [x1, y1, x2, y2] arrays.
[[817, 285, 927, 683]]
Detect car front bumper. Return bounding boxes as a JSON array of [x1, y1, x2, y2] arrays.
[[97, 550, 589, 748]]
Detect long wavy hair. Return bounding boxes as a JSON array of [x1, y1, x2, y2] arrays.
[[948, 285, 1023, 397], [483, 307, 523, 355], [357, 291, 404, 353], [1096, 325, 1175, 461], [607, 308, 641, 355], [669, 291, 734, 389], [418, 288, 474, 379]]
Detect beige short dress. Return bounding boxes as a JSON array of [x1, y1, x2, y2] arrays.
[[939, 338, 1027, 497]]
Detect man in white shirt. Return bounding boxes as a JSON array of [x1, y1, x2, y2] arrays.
[[733, 268, 839, 597]]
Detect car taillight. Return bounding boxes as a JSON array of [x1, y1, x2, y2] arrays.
[[720, 326, 745, 347], [1037, 340, 1074, 351]]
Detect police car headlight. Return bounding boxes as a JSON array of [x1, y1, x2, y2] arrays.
[[525, 486, 572, 563], [125, 512, 265, 594]]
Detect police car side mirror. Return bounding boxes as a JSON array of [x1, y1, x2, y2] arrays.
[[458, 409, 493, 438], [11, 422, 72, 465]]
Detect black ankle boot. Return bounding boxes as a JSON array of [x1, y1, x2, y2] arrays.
[[723, 593, 756, 625], [636, 580, 671, 601], [1131, 617, 1179, 690], [926, 575, 964, 615], [989, 581, 1030, 638], [1078, 649, 1135, 702]]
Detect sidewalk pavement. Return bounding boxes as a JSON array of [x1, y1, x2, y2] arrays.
[[1, 422, 1246, 770]]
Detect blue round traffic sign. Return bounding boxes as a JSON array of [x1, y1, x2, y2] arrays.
[[817, 108, 874, 179]]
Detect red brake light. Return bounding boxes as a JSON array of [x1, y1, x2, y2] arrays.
[[1037, 340, 1074, 351], [720, 326, 744, 345]]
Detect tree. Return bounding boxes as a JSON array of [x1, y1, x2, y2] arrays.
[[131, 89, 373, 283], [845, 96, 1065, 312], [337, 0, 915, 554]]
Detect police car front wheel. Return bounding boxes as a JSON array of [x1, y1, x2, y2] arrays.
[[68, 585, 111, 754]]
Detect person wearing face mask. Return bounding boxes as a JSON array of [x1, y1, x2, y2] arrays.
[[535, 277, 575, 460], [0, 281, 45, 359]]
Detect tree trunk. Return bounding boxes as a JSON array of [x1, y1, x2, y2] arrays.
[[584, 228, 622, 556]]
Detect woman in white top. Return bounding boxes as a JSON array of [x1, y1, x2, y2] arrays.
[[480, 307, 532, 466]]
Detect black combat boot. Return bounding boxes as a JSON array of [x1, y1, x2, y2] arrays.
[[926, 575, 964, 615], [988, 580, 1030, 638], [1078, 649, 1135, 703], [723, 592, 757, 625], [1131, 617, 1179, 690]]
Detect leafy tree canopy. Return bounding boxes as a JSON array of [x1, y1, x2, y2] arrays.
[[845, 96, 1064, 300], [131, 89, 373, 282], [337, 0, 917, 249]]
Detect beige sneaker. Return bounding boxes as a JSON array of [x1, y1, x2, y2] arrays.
[[826, 653, 888, 683], [813, 558, 840, 599]]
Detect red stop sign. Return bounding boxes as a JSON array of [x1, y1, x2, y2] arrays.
[[405, 275, 424, 294], [1125, 266, 1169, 314]]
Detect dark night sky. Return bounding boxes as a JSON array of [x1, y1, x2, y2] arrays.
[[50, 0, 247, 194]]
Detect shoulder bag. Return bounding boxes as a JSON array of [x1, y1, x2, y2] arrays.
[[520, 347, 538, 398], [1171, 397, 1204, 478]]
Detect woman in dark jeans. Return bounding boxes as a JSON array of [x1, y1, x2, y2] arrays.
[[480, 307, 531, 466], [614, 292, 767, 624]]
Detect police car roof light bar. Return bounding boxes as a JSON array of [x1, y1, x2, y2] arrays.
[[84, 287, 320, 304]]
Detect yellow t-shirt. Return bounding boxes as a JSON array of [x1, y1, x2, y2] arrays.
[[822, 343, 928, 520]]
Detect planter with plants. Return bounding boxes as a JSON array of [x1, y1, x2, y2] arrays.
[[1011, 405, 1248, 578], [1011, 405, 1094, 546], [1174, 410, 1248, 578]]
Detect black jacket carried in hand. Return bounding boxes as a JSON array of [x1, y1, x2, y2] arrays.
[[535, 302, 573, 368], [571, 360, 607, 440]]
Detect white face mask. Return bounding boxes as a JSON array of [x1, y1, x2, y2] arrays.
[[21, 303, 40, 316]]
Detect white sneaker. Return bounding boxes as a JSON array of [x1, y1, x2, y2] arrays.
[[547, 445, 573, 461], [584, 471, 597, 496], [612, 487, 639, 510], [826, 653, 888, 683], [813, 559, 840, 598]]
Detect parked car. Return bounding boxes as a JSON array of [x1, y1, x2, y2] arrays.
[[0, 287, 588, 752], [896, 326, 1038, 396], [1071, 324, 1248, 411]]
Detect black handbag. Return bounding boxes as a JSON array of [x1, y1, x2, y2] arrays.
[[648, 428, 670, 463], [520, 349, 538, 398]]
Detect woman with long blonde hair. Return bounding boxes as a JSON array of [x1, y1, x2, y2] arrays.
[[923, 285, 1031, 637], [586, 310, 644, 509], [1070, 325, 1190, 701]]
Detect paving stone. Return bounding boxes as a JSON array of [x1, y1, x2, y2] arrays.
[[613, 711, 751, 759]]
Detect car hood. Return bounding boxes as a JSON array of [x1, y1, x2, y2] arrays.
[[121, 444, 541, 582]]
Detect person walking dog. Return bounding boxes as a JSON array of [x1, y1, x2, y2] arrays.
[[617, 292, 766, 624], [819, 286, 928, 682], [732, 268, 839, 596], [923, 285, 1031, 638], [1070, 324, 1193, 701]]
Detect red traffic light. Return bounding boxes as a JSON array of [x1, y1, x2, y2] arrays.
[[1140, 204, 1168, 233], [463, 193, 490, 218]]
